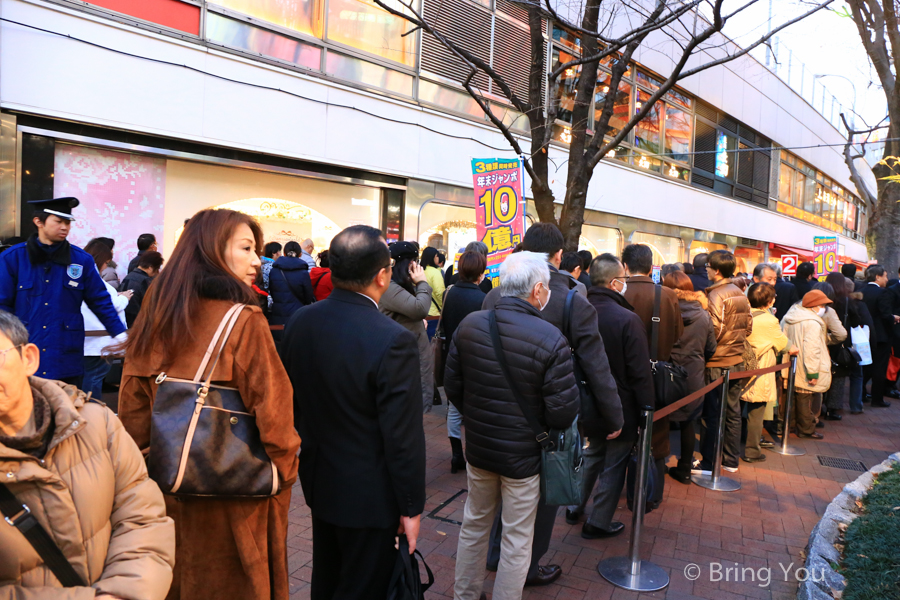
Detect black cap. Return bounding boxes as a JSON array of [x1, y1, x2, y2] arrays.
[[390, 241, 418, 260], [29, 197, 80, 221]]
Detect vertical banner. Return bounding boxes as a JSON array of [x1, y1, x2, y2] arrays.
[[472, 158, 526, 279], [813, 236, 838, 279]]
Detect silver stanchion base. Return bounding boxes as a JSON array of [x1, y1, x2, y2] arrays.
[[771, 444, 806, 456], [597, 556, 669, 592], [691, 472, 741, 491]]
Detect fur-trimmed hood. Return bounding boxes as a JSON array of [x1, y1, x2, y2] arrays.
[[674, 288, 708, 326], [674, 288, 708, 309]]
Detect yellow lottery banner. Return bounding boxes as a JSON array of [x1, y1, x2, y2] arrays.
[[472, 158, 526, 279]]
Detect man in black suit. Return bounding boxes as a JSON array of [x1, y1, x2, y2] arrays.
[[281, 225, 426, 599], [861, 265, 898, 408], [794, 262, 816, 299], [772, 264, 800, 322]]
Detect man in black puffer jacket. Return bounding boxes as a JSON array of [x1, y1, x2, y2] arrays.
[[445, 251, 579, 599]]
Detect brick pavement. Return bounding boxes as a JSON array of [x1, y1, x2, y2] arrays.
[[284, 399, 900, 600]]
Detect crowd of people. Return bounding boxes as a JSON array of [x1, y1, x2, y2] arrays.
[[1, 196, 899, 600]]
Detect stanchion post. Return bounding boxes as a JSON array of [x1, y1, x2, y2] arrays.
[[597, 409, 669, 592], [692, 369, 741, 492], [773, 355, 806, 456]]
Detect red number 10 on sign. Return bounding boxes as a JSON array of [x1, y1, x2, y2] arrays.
[[781, 255, 798, 277]]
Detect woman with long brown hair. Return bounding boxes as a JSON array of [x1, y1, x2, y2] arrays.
[[118, 209, 301, 600]]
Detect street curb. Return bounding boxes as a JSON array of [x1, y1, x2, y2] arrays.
[[797, 451, 900, 600]]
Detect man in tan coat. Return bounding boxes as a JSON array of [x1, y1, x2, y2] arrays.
[[0, 311, 174, 599]]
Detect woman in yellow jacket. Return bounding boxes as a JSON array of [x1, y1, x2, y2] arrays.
[[742, 282, 797, 462]]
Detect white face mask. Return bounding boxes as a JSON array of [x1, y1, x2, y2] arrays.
[[613, 278, 627, 296], [538, 286, 551, 311], [816, 307, 827, 317]]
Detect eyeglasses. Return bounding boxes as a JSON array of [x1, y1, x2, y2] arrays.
[[0, 345, 24, 369]]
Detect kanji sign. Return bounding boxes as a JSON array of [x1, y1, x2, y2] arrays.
[[781, 255, 799, 277], [813, 236, 838, 279], [472, 158, 526, 279]]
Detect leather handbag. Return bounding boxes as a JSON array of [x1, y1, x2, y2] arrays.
[[386, 534, 434, 600], [649, 285, 688, 407], [148, 303, 280, 498], [488, 310, 583, 506]]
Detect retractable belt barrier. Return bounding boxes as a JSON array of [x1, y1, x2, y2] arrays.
[[599, 355, 800, 592]]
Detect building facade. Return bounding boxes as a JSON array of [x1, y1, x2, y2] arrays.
[[0, 0, 872, 277]]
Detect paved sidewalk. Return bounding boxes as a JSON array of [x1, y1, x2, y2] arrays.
[[285, 400, 900, 600]]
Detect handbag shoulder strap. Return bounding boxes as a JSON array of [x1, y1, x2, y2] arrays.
[[487, 310, 553, 450], [651, 284, 661, 362], [279, 268, 309, 304], [0, 482, 86, 587], [562, 288, 577, 347], [435, 285, 453, 335], [193, 304, 246, 385]]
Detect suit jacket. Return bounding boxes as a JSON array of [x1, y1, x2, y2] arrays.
[[861, 283, 895, 345], [623, 275, 683, 362], [773, 278, 800, 322], [281, 288, 426, 529]]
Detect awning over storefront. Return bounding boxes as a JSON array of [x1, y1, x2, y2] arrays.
[[769, 243, 814, 260]]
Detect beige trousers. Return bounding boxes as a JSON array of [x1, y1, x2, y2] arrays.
[[453, 464, 540, 600]]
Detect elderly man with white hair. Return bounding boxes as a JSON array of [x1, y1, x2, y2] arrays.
[[299, 238, 316, 269], [444, 251, 580, 600]]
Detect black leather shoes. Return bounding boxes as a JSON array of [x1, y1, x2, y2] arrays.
[[797, 431, 824, 439], [887, 389, 900, 399], [668, 468, 691, 484], [524, 565, 562, 587], [582, 522, 624, 539], [741, 454, 767, 463], [565, 509, 580, 525], [872, 400, 892, 408], [825, 412, 843, 420]]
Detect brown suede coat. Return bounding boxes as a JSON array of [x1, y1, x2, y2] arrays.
[[119, 300, 301, 600]]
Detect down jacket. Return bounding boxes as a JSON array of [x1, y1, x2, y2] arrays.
[[668, 289, 716, 422], [0, 377, 174, 600], [742, 309, 791, 405], [444, 297, 580, 479], [781, 303, 834, 393], [705, 278, 753, 367], [269, 256, 315, 338], [380, 280, 434, 411]]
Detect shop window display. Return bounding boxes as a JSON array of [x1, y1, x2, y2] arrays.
[[632, 232, 683, 265], [417, 202, 478, 255], [688, 241, 727, 264], [54, 143, 167, 282], [579, 225, 622, 257], [734, 246, 763, 275]]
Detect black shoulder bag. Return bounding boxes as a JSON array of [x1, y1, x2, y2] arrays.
[[649, 285, 688, 407], [0, 482, 86, 586], [488, 310, 582, 506], [387, 534, 434, 600]]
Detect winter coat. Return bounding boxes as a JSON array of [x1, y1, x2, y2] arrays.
[[705, 278, 753, 367], [0, 237, 126, 380], [120, 268, 153, 328], [425, 266, 445, 317], [269, 256, 315, 337], [781, 303, 833, 393], [441, 282, 486, 343], [0, 377, 174, 600], [444, 297, 579, 479], [773, 278, 800, 322], [309, 267, 333, 301], [119, 296, 301, 600], [82, 276, 128, 357], [379, 280, 434, 410], [668, 289, 717, 422], [820, 305, 848, 346], [484, 268, 623, 435], [688, 270, 710, 296], [861, 283, 895, 345], [586, 287, 654, 444], [101, 260, 120, 288], [742, 309, 791, 405], [623, 275, 684, 362]]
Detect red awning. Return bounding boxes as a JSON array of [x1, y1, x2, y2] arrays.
[[768, 243, 815, 260]]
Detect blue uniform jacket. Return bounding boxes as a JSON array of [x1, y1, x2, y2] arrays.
[[0, 238, 126, 379]]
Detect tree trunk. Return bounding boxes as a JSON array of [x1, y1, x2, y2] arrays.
[[870, 162, 900, 275]]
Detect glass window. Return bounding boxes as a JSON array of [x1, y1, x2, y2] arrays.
[[734, 247, 763, 275], [688, 241, 727, 264], [417, 202, 477, 254], [216, 0, 320, 37], [326, 0, 418, 66], [793, 170, 806, 208], [803, 173, 817, 213], [632, 232, 683, 265], [419, 80, 483, 117], [636, 71, 661, 91], [491, 103, 528, 132], [665, 163, 690, 181], [715, 130, 735, 179], [667, 88, 691, 109], [552, 25, 581, 53], [634, 90, 660, 154], [603, 145, 630, 163], [845, 201, 857, 231], [664, 104, 691, 163], [635, 154, 661, 173], [552, 49, 579, 123], [325, 52, 413, 95], [779, 163, 793, 204], [206, 13, 321, 71], [834, 193, 845, 226], [594, 73, 631, 137], [579, 225, 622, 256]]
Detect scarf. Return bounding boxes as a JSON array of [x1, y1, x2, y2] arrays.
[[26, 234, 71, 267], [0, 387, 55, 459]]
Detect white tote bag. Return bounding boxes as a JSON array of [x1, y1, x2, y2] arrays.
[[851, 325, 873, 366]]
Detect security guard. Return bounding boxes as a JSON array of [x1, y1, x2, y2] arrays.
[[0, 197, 125, 385]]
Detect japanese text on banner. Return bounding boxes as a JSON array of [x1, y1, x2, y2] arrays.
[[813, 236, 838, 279], [472, 158, 526, 279]]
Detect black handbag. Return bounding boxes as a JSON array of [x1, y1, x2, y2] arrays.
[[649, 285, 689, 407], [488, 310, 583, 506], [386, 534, 434, 600], [832, 301, 861, 373], [148, 303, 280, 498]]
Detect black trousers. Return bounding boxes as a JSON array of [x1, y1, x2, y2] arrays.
[[310, 517, 398, 600], [863, 342, 891, 404]]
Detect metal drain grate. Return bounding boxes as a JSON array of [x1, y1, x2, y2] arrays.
[[817, 455, 867, 472]]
